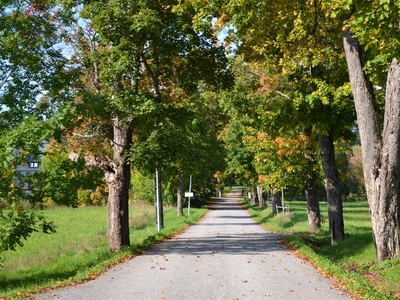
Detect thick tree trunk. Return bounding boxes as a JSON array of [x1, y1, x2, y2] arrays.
[[303, 126, 321, 232], [319, 131, 345, 244], [105, 116, 132, 252], [248, 188, 257, 204], [257, 185, 265, 207], [342, 28, 381, 198], [343, 27, 400, 262], [177, 173, 184, 216], [271, 188, 281, 214], [376, 60, 400, 261], [304, 171, 321, 232]]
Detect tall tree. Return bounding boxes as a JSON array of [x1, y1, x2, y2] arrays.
[[219, 58, 323, 231], [334, 1, 400, 262], [64, 0, 232, 252], [0, 0, 73, 255], [201, 0, 355, 244]]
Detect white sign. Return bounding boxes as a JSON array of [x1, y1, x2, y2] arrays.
[[185, 192, 193, 197]]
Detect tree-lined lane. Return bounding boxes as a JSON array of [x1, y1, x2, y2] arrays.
[[33, 191, 348, 299]]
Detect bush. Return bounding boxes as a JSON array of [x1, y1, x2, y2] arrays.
[[90, 185, 108, 205], [130, 172, 155, 204], [77, 188, 91, 206], [345, 192, 367, 202]]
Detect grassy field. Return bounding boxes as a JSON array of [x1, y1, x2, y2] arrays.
[[0, 201, 207, 299], [243, 199, 400, 299]]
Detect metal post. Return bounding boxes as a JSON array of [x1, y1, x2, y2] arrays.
[[188, 175, 192, 215], [156, 168, 161, 232]]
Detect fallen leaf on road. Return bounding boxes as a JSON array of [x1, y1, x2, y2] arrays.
[[263, 294, 270, 297], [242, 280, 248, 283], [193, 270, 198, 272], [205, 274, 211, 276], [288, 289, 294, 292], [160, 267, 166, 270]]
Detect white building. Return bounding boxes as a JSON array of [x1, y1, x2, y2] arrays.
[[15, 141, 49, 193]]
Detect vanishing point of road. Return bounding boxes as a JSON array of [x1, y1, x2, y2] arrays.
[[32, 189, 349, 300]]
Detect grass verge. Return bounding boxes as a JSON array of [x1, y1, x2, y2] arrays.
[[242, 200, 399, 300], [0, 202, 207, 299]]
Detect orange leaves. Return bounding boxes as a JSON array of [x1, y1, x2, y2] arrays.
[[250, 128, 320, 188], [277, 148, 296, 158], [214, 13, 229, 30], [259, 174, 267, 183], [277, 148, 287, 156], [257, 76, 271, 94], [260, 76, 271, 87]]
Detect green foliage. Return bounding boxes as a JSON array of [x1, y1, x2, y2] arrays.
[[77, 188, 92, 207], [37, 147, 105, 207], [0, 203, 56, 264], [0, 0, 77, 259], [130, 171, 155, 204]]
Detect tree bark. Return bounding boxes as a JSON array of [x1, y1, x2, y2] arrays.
[[248, 188, 257, 204], [257, 185, 265, 207], [177, 173, 184, 216], [271, 188, 281, 214], [304, 170, 321, 232], [343, 26, 400, 262], [303, 126, 321, 232], [319, 131, 345, 244], [105, 116, 132, 252], [376, 59, 400, 261]]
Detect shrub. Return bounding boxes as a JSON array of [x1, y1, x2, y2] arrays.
[[345, 192, 367, 202]]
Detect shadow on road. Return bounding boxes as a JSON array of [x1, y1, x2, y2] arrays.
[[144, 193, 288, 256], [145, 234, 288, 256]]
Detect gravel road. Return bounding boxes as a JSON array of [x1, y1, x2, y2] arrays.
[[32, 190, 349, 300]]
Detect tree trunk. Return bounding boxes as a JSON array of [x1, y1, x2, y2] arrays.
[[343, 26, 400, 262], [319, 131, 345, 244], [376, 59, 400, 261], [177, 173, 184, 216], [248, 188, 257, 204], [272, 188, 281, 214], [257, 185, 265, 207], [304, 170, 321, 232], [105, 116, 132, 252], [303, 126, 321, 232]]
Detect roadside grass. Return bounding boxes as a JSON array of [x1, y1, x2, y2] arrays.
[[0, 201, 207, 299], [243, 200, 399, 299]]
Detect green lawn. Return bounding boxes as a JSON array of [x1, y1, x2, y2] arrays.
[[0, 202, 207, 299], [243, 200, 400, 299]]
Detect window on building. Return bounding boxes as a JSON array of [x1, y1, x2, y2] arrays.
[[29, 162, 39, 168]]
